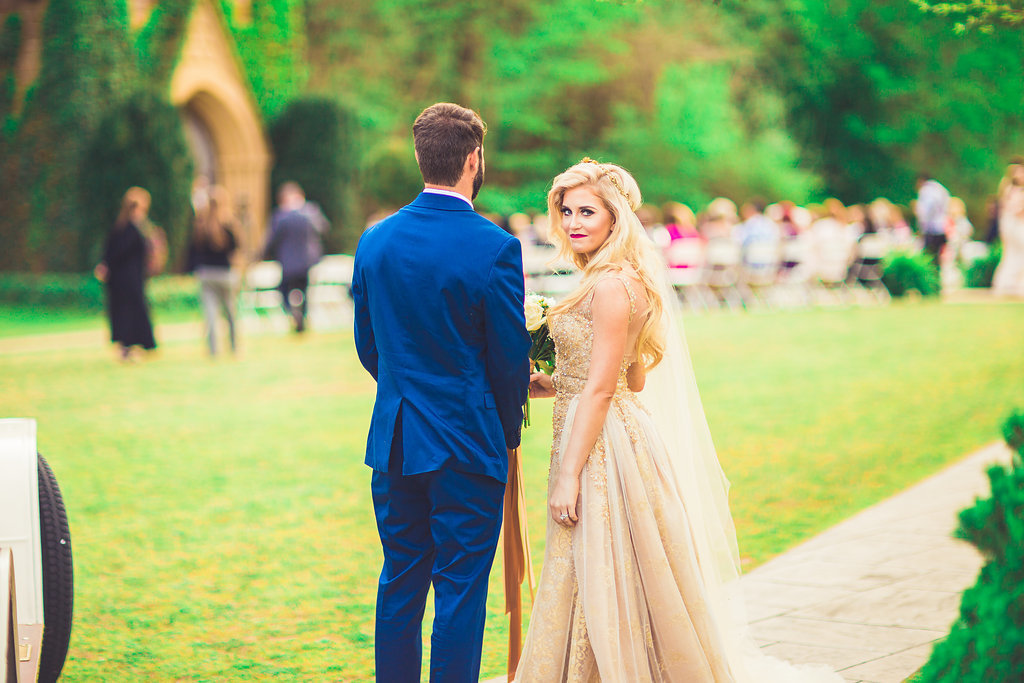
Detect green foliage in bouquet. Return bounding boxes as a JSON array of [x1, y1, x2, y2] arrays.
[[882, 251, 941, 297], [964, 245, 1002, 289], [920, 409, 1024, 682]]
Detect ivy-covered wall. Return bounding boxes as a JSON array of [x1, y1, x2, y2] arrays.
[[0, 0, 195, 272], [220, 0, 308, 120]]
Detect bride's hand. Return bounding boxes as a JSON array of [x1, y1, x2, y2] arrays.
[[529, 372, 555, 399], [549, 473, 580, 527]]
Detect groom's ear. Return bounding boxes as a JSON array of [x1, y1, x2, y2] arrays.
[[464, 146, 481, 175]]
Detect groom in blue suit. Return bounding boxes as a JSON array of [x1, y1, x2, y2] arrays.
[[351, 102, 531, 682]]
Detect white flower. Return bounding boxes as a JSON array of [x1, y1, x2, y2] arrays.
[[524, 296, 545, 331]]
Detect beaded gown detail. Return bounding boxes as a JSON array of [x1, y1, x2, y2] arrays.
[[516, 276, 735, 682]]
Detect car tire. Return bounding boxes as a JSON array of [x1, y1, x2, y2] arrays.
[[37, 453, 73, 683]]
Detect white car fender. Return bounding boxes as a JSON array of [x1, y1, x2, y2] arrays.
[[0, 418, 44, 627]]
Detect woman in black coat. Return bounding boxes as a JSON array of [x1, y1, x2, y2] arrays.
[[97, 186, 157, 360]]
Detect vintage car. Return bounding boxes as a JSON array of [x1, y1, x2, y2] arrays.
[[0, 419, 73, 683]]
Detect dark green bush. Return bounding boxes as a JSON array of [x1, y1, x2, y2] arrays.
[[882, 250, 941, 297], [0, 273, 105, 311], [964, 245, 1002, 289], [270, 96, 358, 252], [920, 409, 1024, 682], [0, 273, 198, 313]]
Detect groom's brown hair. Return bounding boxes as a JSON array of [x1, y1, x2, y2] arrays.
[[413, 103, 486, 187]]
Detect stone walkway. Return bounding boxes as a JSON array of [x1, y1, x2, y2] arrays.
[[743, 440, 1009, 682], [487, 440, 1010, 683]]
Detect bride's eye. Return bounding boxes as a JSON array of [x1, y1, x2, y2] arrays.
[[561, 207, 572, 217]]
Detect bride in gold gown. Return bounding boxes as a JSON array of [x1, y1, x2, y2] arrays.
[[515, 160, 841, 682]]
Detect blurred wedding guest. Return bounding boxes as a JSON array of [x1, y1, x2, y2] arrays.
[[95, 187, 157, 362], [734, 199, 780, 244], [993, 164, 1024, 297], [769, 200, 804, 239], [870, 198, 913, 247], [733, 199, 780, 268], [772, 201, 808, 275], [635, 203, 663, 242], [263, 182, 324, 333], [508, 212, 534, 246], [699, 197, 739, 241], [662, 202, 704, 269], [808, 198, 855, 276], [984, 195, 1001, 244], [191, 174, 211, 215], [530, 212, 551, 244], [945, 198, 974, 264], [915, 172, 951, 267], [187, 185, 240, 356]]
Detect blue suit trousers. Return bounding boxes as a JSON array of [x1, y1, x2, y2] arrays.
[[371, 441, 504, 682]]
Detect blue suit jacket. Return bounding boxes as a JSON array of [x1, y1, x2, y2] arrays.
[[351, 192, 531, 483]]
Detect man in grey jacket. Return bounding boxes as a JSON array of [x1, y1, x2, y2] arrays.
[[263, 182, 325, 332]]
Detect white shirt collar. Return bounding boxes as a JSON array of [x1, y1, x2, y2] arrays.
[[423, 187, 473, 209]]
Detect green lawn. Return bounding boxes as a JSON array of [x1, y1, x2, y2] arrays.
[[0, 300, 1021, 681]]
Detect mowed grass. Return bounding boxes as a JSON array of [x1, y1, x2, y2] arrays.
[[0, 300, 1021, 681]]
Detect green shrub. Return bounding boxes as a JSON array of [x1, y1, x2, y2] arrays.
[[0, 273, 105, 311], [0, 273, 198, 313], [882, 250, 941, 297], [920, 409, 1024, 682], [964, 245, 1002, 289], [145, 275, 201, 313]]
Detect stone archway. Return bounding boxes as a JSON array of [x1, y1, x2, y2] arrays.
[[169, 0, 272, 259]]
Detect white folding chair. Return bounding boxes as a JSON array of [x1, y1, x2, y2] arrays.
[[959, 240, 990, 265], [775, 236, 813, 308], [307, 254, 355, 330], [665, 239, 712, 311], [703, 239, 744, 310], [813, 239, 855, 306], [240, 261, 288, 331], [739, 241, 781, 308], [850, 234, 891, 303]]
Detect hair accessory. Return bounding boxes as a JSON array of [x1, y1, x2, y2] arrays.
[[580, 157, 631, 203]]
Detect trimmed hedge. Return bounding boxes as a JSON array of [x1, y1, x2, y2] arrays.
[[920, 409, 1024, 682], [0, 273, 199, 313]]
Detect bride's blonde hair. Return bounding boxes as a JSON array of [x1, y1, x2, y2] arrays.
[[546, 159, 666, 370]]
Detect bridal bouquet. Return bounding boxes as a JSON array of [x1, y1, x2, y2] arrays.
[[524, 293, 556, 427]]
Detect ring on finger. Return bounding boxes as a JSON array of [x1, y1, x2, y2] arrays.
[[559, 513, 569, 520]]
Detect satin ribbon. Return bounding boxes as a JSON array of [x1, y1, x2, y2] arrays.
[[503, 446, 536, 681]]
